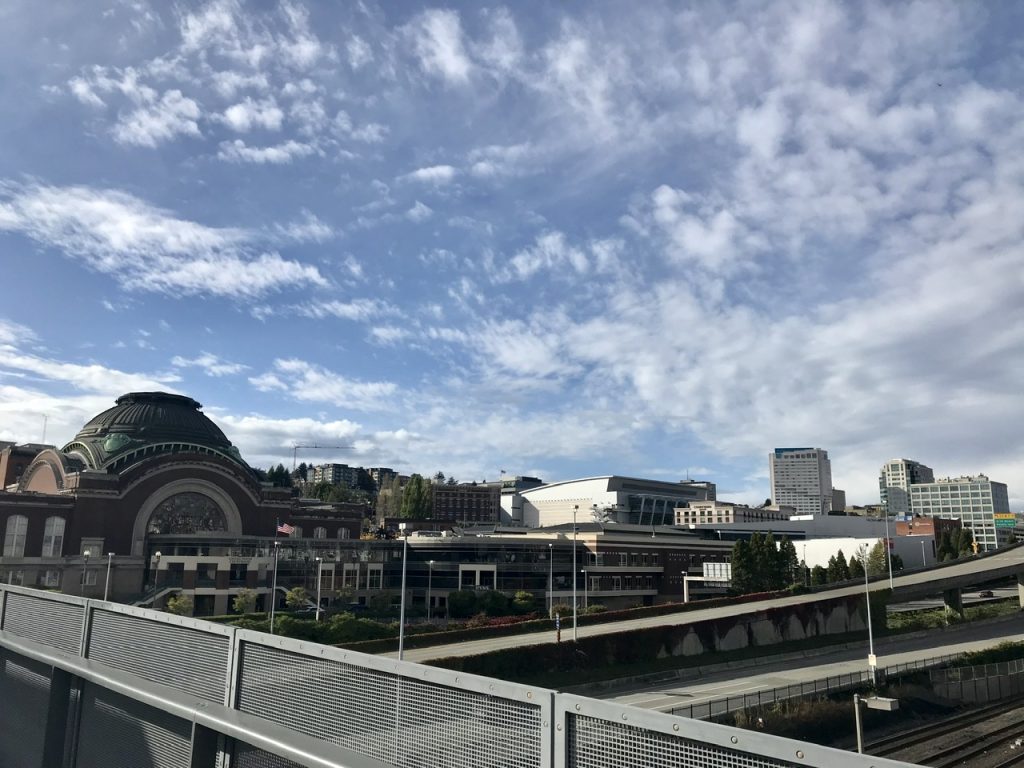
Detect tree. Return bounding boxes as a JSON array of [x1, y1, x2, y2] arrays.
[[477, 590, 510, 616], [956, 528, 975, 556], [265, 464, 293, 488], [810, 565, 828, 586], [233, 588, 258, 614], [730, 539, 755, 594], [827, 549, 850, 582], [778, 537, 800, 586], [296, 462, 309, 482], [285, 587, 310, 610], [447, 589, 478, 618], [433, 471, 446, 484], [165, 594, 193, 616], [399, 474, 432, 520], [848, 554, 864, 579], [865, 539, 889, 576]]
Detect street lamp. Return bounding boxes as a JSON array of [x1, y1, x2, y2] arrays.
[[802, 543, 809, 587], [104, 552, 114, 601], [398, 522, 409, 661], [547, 543, 553, 617], [572, 504, 578, 642], [427, 560, 434, 622], [883, 514, 893, 589], [920, 539, 927, 568], [581, 569, 588, 611], [269, 541, 280, 635], [861, 545, 876, 685], [82, 549, 91, 596], [315, 557, 323, 622]]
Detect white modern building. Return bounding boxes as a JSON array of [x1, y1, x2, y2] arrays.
[[879, 459, 934, 516], [675, 501, 794, 526], [769, 448, 833, 516], [519, 476, 716, 528], [909, 474, 1012, 552]]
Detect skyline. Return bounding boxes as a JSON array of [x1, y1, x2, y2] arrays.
[[1, 1, 1023, 508]]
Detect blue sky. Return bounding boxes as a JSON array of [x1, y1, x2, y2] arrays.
[[1, 1, 1023, 508]]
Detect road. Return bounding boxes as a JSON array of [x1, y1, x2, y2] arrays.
[[389, 546, 1024, 663], [606, 616, 1024, 712]]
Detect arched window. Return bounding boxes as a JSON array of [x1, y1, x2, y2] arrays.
[[42, 517, 65, 557], [337, 527, 350, 540], [290, 526, 303, 539], [3, 516, 28, 557], [313, 526, 327, 539]]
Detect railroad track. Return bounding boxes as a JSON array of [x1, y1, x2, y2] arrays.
[[927, 721, 1024, 768], [869, 701, 1021, 757]]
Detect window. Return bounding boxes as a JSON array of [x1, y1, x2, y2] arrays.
[[618, 552, 627, 566], [41, 570, 60, 588], [79, 570, 97, 586], [290, 526, 303, 538], [42, 517, 65, 557], [343, 568, 358, 590], [8, 570, 23, 586], [612, 576, 622, 591], [3, 516, 27, 557], [313, 526, 327, 539], [367, 567, 382, 590], [337, 527, 350, 540]]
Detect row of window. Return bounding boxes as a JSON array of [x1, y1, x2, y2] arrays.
[[289, 526, 350, 540], [3, 516, 65, 558]]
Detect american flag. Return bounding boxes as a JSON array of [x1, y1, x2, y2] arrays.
[[276, 522, 295, 535]]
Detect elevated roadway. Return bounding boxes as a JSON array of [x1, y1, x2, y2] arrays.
[[393, 544, 1024, 663]]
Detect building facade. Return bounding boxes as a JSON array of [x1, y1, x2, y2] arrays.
[[908, 474, 1012, 551], [431, 482, 502, 525], [519, 476, 716, 528], [769, 448, 833, 516], [312, 463, 358, 487], [675, 501, 793, 526], [879, 459, 934, 516]]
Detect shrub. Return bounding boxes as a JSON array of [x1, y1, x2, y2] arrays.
[[447, 590, 479, 618]]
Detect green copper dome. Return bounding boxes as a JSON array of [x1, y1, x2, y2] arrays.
[[63, 392, 245, 471]]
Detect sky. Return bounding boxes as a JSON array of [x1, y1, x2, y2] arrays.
[[0, 1, 1023, 509]]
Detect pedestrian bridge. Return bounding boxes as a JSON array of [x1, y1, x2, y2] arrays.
[[0, 584, 918, 768]]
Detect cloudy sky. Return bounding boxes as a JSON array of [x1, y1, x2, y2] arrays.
[[1, 1, 1022, 507]]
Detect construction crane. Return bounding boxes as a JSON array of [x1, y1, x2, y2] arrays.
[[292, 444, 353, 470]]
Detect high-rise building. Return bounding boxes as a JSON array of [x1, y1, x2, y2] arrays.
[[909, 474, 1012, 552], [769, 448, 832, 516], [879, 459, 934, 516]]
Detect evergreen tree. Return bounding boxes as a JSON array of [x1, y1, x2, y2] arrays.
[[956, 528, 975, 556], [730, 539, 755, 594], [849, 554, 865, 579], [297, 462, 309, 482], [778, 537, 800, 586], [399, 474, 433, 520], [937, 531, 955, 562], [810, 565, 828, 586]]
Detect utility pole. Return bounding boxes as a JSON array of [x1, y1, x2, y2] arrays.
[[291, 444, 353, 471]]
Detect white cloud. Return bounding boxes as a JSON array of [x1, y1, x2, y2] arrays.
[[217, 139, 317, 164], [496, 231, 589, 282], [346, 35, 373, 69], [406, 201, 433, 222], [0, 347, 178, 394], [112, 89, 201, 147], [0, 319, 35, 346], [296, 299, 397, 322], [221, 98, 284, 132], [250, 359, 397, 411], [405, 9, 472, 84], [273, 210, 334, 243], [402, 165, 457, 185], [0, 182, 326, 299], [170, 352, 248, 377]]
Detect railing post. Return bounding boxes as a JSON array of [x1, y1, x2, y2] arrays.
[[190, 723, 219, 767], [41, 667, 72, 768]]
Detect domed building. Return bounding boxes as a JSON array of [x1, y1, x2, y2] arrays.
[[0, 393, 365, 614]]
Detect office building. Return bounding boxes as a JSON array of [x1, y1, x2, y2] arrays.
[[769, 448, 832, 516], [909, 474, 1012, 552], [879, 459, 934, 516]]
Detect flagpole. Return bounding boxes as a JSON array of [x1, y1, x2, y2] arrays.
[[269, 522, 280, 634]]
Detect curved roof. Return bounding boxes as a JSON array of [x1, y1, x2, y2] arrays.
[[63, 392, 247, 472]]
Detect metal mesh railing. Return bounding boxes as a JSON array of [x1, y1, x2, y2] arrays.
[[2, 590, 85, 655], [931, 657, 1024, 683], [235, 639, 546, 768], [671, 652, 967, 719], [0, 584, 920, 768]]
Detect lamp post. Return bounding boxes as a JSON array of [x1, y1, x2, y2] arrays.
[[269, 541, 279, 635], [803, 543, 809, 587], [427, 560, 434, 622], [398, 522, 408, 661], [581, 569, 588, 611], [547, 543, 553, 617], [152, 551, 160, 590], [920, 539, 927, 568], [315, 557, 323, 622], [82, 549, 91, 597], [104, 552, 114, 601], [861, 545, 876, 685], [572, 504, 578, 642], [883, 514, 894, 589]]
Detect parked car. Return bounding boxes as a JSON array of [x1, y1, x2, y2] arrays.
[[978, 590, 994, 598]]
